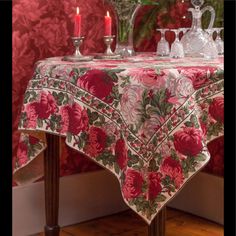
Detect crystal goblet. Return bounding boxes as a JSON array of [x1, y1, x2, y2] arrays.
[[214, 27, 224, 55], [179, 27, 190, 40], [170, 29, 185, 58], [156, 29, 170, 57]]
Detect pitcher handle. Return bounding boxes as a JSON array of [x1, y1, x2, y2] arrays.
[[201, 6, 215, 29]]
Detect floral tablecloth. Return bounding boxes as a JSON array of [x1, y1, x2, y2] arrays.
[[13, 53, 224, 224]]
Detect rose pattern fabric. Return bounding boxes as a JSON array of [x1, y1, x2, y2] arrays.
[[15, 133, 44, 169], [198, 95, 224, 142], [16, 142, 29, 166], [68, 103, 89, 135], [128, 68, 167, 89], [115, 139, 128, 170], [122, 169, 144, 200], [178, 66, 217, 90], [14, 54, 223, 223], [139, 116, 162, 140], [160, 157, 184, 188], [84, 127, 107, 158], [25, 103, 38, 128], [166, 69, 194, 99], [58, 105, 71, 134], [147, 173, 162, 200], [173, 127, 203, 157], [209, 97, 224, 123], [120, 85, 143, 125], [37, 92, 58, 119], [77, 70, 114, 103]]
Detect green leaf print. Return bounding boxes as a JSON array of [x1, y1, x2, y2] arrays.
[[67, 132, 72, 143], [37, 119, 43, 128], [156, 194, 167, 202]]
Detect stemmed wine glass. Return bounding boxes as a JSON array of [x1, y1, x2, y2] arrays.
[[203, 28, 218, 59], [205, 28, 216, 48], [169, 29, 185, 58], [205, 28, 215, 40], [156, 29, 170, 57], [179, 28, 189, 40], [214, 27, 224, 55]]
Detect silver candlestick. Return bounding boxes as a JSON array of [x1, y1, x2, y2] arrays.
[[95, 35, 121, 59], [104, 35, 115, 55], [63, 36, 93, 62]]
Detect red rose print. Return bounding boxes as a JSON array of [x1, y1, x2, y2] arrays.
[[68, 103, 89, 135], [25, 102, 38, 128], [115, 139, 128, 170], [16, 141, 28, 166], [179, 67, 216, 90], [160, 156, 184, 188], [84, 127, 107, 157], [173, 127, 203, 156], [122, 169, 144, 200], [59, 105, 71, 133], [209, 97, 224, 123], [129, 68, 166, 88], [37, 92, 57, 119], [148, 172, 162, 200], [28, 135, 39, 145], [77, 69, 114, 103]]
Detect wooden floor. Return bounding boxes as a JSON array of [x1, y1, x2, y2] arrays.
[[37, 208, 223, 236]]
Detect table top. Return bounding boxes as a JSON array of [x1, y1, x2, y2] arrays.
[[14, 53, 224, 224]]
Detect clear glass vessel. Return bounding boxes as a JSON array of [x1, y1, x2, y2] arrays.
[[180, 0, 217, 58], [156, 29, 170, 57], [214, 27, 224, 55], [109, 0, 142, 57], [202, 29, 218, 59], [170, 29, 185, 58]]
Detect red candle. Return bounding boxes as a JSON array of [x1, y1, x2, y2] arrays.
[[74, 7, 81, 37], [104, 11, 112, 36]]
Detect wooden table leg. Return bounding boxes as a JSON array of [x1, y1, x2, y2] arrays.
[[44, 134, 60, 236], [148, 207, 166, 236]]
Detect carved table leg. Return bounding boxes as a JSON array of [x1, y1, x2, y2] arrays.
[[148, 207, 166, 236], [44, 134, 60, 236]]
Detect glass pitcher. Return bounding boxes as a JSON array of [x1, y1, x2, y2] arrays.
[[181, 0, 218, 58]]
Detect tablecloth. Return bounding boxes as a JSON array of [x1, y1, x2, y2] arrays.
[[13, 53, 224, 224]]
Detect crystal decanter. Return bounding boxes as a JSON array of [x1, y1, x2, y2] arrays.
[[181, 0, 218, 58]]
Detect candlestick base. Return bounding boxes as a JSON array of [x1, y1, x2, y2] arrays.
[[62, 55, 94, 62], [95, 54, 122, 60], [63, 36, 94, 62], [95, 35, 122, 59]]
